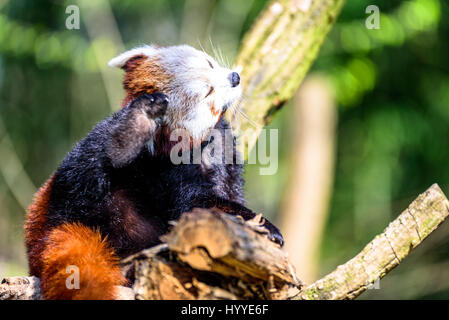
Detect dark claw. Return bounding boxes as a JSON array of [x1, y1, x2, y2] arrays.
[[151, 92, 169, 108], [143, 93, 155, 103], [270, 232, 284, 246], [130, 93, 168, 118], [263, 220, 284, 247], [202, 198, 285, 247]]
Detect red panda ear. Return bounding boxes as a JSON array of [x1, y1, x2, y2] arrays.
[[108, 45, 158, 71], [120, 55, 147, 72]]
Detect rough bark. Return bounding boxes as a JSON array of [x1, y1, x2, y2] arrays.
[[233, 0, 345, 153], [297, 183, 449, 300], [122, 208, 302, 300], [2, 184, 448, 300], [0, 276, 42, 300]]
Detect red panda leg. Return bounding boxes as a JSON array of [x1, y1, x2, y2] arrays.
[[40, 222, 126, 300]]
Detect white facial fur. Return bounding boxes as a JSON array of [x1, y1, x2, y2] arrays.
[[109, 45, 242, 140]]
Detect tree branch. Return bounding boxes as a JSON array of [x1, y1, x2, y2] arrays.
[[296, 184, 449, 300], [279, 75, 336, 283]]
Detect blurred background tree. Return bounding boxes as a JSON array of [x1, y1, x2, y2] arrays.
[[0, 0, 448, 299]]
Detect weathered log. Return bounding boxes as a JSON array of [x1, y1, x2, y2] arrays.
[[122, 208, 302, 300], [0, 276, 42, 300], [0, 276, 134, 300]]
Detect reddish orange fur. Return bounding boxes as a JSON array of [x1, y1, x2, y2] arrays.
[[25, 53, 169, 300], [122, 55, 172, 107], [40, 223, 125, 300], [24, 175, 54, 277], [25, 180, 125, 300], [210, 100, 220, 117]]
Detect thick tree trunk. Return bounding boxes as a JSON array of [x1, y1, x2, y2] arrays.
[[280, 75, 336, 283]]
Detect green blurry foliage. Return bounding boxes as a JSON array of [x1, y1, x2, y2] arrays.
[[0, 0, 449, 298]]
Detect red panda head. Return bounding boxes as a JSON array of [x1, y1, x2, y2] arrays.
[[108, 44, 242, 140]]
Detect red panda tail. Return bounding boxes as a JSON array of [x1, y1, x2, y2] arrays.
[[40, 222, 126, 300], [25, 176, 54, 277]]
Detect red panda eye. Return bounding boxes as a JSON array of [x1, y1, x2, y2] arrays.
[[205, 86, 214, 98], [207, 60, 214, 69]]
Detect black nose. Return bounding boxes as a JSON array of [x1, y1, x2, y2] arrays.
[[229, 72, 240, 87]]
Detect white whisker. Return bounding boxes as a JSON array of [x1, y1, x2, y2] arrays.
[[197, 38, 207, 55], [233, 101, 260, 129]]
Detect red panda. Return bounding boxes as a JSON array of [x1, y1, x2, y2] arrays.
[[24, 44, 283, 300]]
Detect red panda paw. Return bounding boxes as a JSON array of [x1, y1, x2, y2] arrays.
[[130, 92, 168, 121]]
